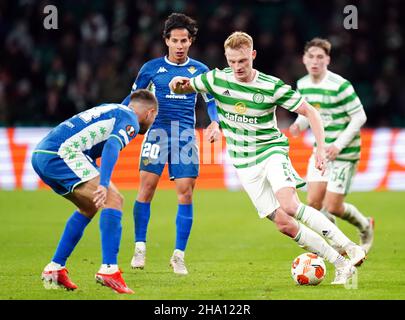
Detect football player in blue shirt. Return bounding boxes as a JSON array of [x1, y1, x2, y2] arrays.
[[31, 90, 158, 294], [122, 13, 220, 275]]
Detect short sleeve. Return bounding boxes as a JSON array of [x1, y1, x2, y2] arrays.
[[131, 63, 153, 92], [190, 70, 216, 95], [273, 80, 305, 112], [109, 110, 140, 149]]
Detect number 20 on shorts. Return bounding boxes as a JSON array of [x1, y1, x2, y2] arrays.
[[142, 143, 160, 159]]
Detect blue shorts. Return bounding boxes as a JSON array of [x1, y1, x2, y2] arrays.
[[139, 127, 199, 180], [31, 150, 100, 195]]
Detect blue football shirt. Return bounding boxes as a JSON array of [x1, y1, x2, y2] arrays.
[[35, 103, 140, 160], [122, 56, 217, 130]]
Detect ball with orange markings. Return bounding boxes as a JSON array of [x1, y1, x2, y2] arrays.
[[291, 253, 326, 286]]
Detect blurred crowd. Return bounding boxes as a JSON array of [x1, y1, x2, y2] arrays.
[[0, 0, 404, 127]]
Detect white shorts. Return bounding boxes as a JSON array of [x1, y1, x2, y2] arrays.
[[236, 153, 305, 219], [306, 154, 358, 195]]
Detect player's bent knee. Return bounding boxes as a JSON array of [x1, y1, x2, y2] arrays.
[[79, 207, 98, 219], [307, 199, 323, 211], [106, 190, 124, 211], [272, 209, 297, 237], [137, 192, 154, 203], [276, 222, 296, 237], [177, 191, 193, 204], [325, 203, 342, 215], [138, 183, 157, 202], [280, 203, 299, 216], [116, 192, 124, 208], [273, 217, 296, 237]]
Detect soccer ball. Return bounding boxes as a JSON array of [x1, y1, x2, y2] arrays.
[[291, 253, 326, 285]]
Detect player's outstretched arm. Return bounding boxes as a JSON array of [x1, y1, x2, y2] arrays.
[[326, 108, 367, 160], [169, 76, 195, 94], [289, 115, 309, 137], [204, 97, 220, 143], [94, 138, 122, 208], [205, 121, 221, 143], [295, 100, 326, 174]]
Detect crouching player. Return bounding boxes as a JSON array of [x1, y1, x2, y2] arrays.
[[31, 90, 157, 294]]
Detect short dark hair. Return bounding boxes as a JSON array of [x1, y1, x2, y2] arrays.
[[304, 38, 332, 56], [162, 13, 198, 41], [130, 89, 158, 110]]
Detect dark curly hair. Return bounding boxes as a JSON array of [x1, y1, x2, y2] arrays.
[[162, 13, 198, 41]]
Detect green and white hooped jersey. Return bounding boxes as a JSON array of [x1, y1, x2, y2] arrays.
[[190, 68, 305, 168], [297, 71, 363, 162]]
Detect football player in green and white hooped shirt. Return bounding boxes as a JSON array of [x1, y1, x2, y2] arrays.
[[170, 31, 367, 285], [289, 38, 374, 254]]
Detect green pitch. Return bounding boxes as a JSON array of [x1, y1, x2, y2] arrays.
[[0, 189, 404, 300]]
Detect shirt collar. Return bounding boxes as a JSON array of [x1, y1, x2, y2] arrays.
[[164, 56, 190, 66]]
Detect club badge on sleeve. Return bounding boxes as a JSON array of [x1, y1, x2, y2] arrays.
[[126, 125, 136, 137]]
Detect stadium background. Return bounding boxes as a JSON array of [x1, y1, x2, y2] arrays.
[[1, 0, 404, 191]]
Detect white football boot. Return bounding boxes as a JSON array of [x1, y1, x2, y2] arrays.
[[331, 260, 357, 285], [360, 217, 374, 254], [170, 249, 188, 275], [130, 242, 146, 269], [345, 242, 366, 267]]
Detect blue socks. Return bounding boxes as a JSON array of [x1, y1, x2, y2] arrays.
[[133, 201, 193, 251], [52, 211, 91, 266], [175, 204, 193, 251], [52, 208, 123, 266], [134, 201, 151, 242], [99, 208, 122, 265]]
